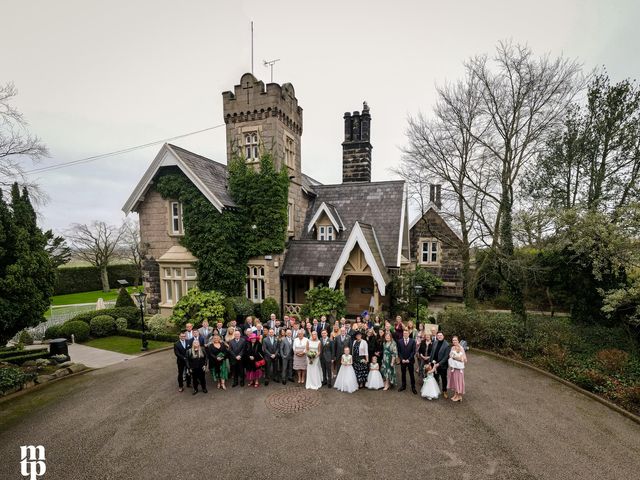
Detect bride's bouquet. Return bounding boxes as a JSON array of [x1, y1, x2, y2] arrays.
[[306, 351, 317, 365]]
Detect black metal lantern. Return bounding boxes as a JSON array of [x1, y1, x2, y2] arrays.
[[413, 284, 423, 329], [134, 291, 148, 351]]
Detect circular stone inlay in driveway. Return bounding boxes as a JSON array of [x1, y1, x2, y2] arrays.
[[265, 387, 320, 415]]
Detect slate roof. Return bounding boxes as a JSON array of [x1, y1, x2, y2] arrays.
[[281, 240, 346, 276], [301, 173, 321, 195], [301, 180, 405, 267], [167, 144, 236, 208]]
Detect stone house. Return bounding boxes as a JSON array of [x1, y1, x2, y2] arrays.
[[408, 185, 464, 297], [122, 73, 462, 317]]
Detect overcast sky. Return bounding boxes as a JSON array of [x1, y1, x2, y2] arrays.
[[3, 0, 639, 233]]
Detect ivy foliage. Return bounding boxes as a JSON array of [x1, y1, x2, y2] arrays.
[[171, 288, 226, 330], [155, 153, 289, 297]]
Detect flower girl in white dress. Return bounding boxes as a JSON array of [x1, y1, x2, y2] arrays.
[[365, 357, 384, 390], [421, 363, 441, 400], [334, 347, 359, 393]]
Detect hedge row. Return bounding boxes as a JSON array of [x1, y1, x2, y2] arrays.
[[0, 366, 38, 395], [0, 348, 46, 360], [119, 329, 177, 343], [55, 264, 139, 295], [2, 350, 51, 365], [70, 307, 140, 329]]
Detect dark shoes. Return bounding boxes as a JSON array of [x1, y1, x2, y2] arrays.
[[282, 380, 286, 385], [412, 387, 417, 395], [265, 381, 269, 386], [232, 383, 238, 388], [202, 389, 208, 394], [398, 386, 406, 392], [192, 389, 198, 395], [240, 382, 245, 387]]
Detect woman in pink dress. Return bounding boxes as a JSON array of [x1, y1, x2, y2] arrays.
[[447, 335, 467, 402]]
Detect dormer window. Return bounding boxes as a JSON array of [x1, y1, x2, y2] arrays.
[[318, 225, 334, 241], [245, 132, 259, 161]]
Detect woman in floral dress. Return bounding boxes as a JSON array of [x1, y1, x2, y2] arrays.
[[381, 332, 398, 391]]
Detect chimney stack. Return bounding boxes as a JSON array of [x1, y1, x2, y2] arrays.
[[342, 102, 372, 183], [429, 184, 442, 209]]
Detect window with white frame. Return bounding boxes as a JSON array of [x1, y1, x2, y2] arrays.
[[318, 225, 334, 241], [287, 202, 295, 232], [244, 132, 259, 161], [419, 238, 440, 265], [285, 135, 295, 167], [161, 265, 197, 305], [246, 265, 265, 303], [170, 201, 183, 235]]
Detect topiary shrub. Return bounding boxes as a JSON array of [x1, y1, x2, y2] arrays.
[[18, 330, 34, 345], [115, 317, 128, 331], [146, 314, 171, 334], [69, 307, 140, 328], [229, 296, 255, 319], [115, 287, 135, 308], [170, 288, 226, 330], [260, 297, 280, 322], [44, 325, 63, 339], [60, 321, 90, 342], [302, 286, 347, 321], [89, 315, 116, 337]]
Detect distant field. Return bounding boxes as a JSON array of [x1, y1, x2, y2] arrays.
[[51, 287, 135, 306], [60, 259, 132, 268]]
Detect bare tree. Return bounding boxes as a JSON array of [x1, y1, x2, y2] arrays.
[[465, 41, 584, 320], [121, 217, 148, 286], [0, 82, 48, 204], [67, 221, 124, 292]]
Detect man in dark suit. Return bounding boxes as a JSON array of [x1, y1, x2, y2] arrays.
[[334, 326, 353, 374], [262, 328, 279, 386], [397, 329, 417, 394], [429, 331, 451, 398], [266, 313, 278, 331], [319, 330, 334, 387], [279, 329, 294, 384], [214, 321, 226, 338], [173, 332, 191, 392], [229, 330, 247, 387], [316, 315, 330, 335]]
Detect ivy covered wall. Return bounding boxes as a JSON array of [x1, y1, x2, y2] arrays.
[[154, 154, 289, 297]]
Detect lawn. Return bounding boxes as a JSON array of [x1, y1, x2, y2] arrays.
[[51, 287, 136, 306], [83, 336, 172, 355]]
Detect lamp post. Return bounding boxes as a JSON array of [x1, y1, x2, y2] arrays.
[[134, 292, 148, 351], [413, 284, 423, 330]]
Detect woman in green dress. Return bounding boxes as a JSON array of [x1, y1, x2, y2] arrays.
[[381, 332, 398, 391], [206, 334, 230, 390]]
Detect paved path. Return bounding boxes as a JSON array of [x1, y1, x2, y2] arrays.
[[0, 351, 638, 480], [66, 343, 135, 368]]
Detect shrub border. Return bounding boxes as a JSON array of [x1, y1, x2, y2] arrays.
[[472, 347, 640, 426]]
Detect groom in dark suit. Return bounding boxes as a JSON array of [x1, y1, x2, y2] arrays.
[[429, 331, 451, 398], [173, 332, 191, 392], [319, 330, 334, 387], [397, 329, 417, 394], [333, 326, 353, 374]]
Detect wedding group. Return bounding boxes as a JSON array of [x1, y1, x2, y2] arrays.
[[173, 313, 468, 403]]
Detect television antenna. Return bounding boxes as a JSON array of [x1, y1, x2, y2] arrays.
[[263, 59, 281, 82]]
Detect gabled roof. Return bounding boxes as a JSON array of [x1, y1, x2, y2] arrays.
[[300, 180, 405, 268], [281, 240, 346, 277], [306, 202, 345, 233], [122, 143, 235, 214], [409, 203, 463, 241], [328, 222, 391, 295]]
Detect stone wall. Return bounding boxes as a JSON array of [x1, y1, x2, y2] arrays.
[[142, 257, 161, 314], [138, 188, 181, 260], [410, 208, 464, 297]]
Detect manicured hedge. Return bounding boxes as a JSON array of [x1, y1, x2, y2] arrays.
[[0, 347, 23, 358], [2, 350, 51, 365], [44, 325, 63, 339], [119, 329, 177, 343], [71, 307, 140, 329], [90, 315, 116, 337], [55, 264, 138, 295], [60, 321, 90, 342]]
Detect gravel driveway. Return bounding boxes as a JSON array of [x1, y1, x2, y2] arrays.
[[0, 350, 638, 480]]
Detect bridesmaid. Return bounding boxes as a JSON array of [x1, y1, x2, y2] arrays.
[[381, 332, 398, 391], [448, 335, 468, 402]]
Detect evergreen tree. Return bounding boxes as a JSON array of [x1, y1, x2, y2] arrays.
[[0, 184, 56, 345]]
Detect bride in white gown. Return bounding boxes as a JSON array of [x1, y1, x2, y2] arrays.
[[305, 331, 323, 390]]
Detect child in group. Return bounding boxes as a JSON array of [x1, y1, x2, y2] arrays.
[[334, 346, 359, 393], [421, 362, 441, 400], [365, 356, 384, 390]]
